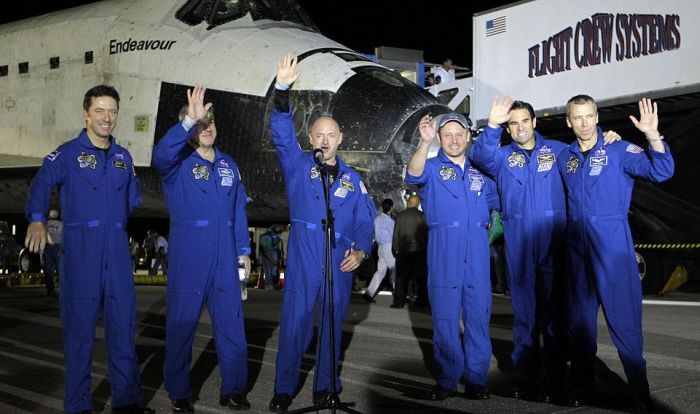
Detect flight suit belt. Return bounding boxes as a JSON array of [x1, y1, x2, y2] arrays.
[[567, 214, 626, 222], [291, 218, 353, 246], [502, 210, 564, 220], [427, 221, 487, 230], [171, 220, 234, 227], [64, 220, 124, 228]]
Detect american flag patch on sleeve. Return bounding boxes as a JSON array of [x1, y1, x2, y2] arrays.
[[626, 143, 643, 154]]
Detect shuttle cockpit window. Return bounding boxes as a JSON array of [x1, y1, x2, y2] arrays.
[[176, 0, 317, 30]]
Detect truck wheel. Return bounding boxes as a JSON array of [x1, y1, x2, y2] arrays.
[[637, 251, 662, 294], [18, 248, 41, 273]]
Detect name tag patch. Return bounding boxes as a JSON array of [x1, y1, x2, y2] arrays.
[[334, 187, 348, 198], [588, 156, 607, 176], [468, 174, 484, 192], [537, 153, 555, 172]]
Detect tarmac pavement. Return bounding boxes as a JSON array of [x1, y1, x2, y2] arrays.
[[0, 281, 699, 413]]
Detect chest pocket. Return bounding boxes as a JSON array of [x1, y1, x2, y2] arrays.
[[217, 166, 236, 195], [330, 175, 355, 209]]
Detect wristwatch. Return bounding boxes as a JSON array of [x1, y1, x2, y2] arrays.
[[358, 250, 369, 261]]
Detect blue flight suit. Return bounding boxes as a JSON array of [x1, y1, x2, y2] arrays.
[[152, 122, 251, 401], [557, 127, 674, 398], [270, 108, 375, 395], [25, 130, 142, 414], [471, 126, 568, 387], [406, 149, 498, 391]]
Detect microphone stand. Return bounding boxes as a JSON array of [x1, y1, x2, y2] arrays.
[[287, 160, 362, 414]]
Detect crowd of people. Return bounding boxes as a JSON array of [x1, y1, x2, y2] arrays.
[[21, 52, 673, 414]]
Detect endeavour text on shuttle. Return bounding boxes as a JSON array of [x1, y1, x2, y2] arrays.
[[528, 13, 681, 78], [109, 38, 177, 55]]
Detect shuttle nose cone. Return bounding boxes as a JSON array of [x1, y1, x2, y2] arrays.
[[329, 66, 451, 151]]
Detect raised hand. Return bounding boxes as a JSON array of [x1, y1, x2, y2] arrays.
[[488, 96, 515, 128], [277, 53, 300, 87], [629, 98, 660, 141], [418, 114, 437, 145], [186, 84, 213, 122]]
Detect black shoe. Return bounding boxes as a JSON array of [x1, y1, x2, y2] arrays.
[[465, 385, 490, 400], [171, 399, 194, 413], [512, 384, 539, 401], [220, 393, 250, 410], [390, 303, 405, 309], [427, 385, 456, 401], [361, 293, 376, 303], [112, 404, 155, 414], [630, 394, 656, 413], [568, 392, 589, 407], [312, 391, 340, 408], [268, 393, 293, 413]]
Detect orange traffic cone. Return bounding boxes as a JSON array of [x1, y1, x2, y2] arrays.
[[256, 268, 265, 289], [278, 265, 285, 289]]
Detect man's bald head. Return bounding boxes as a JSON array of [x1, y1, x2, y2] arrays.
[[407, 194, 421, 208]]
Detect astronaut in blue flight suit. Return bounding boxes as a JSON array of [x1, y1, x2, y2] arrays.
[[268, 54, 375, 414], [406, 112, 499, 401], [152, 85, 252, 413], [25, 85, 153, 414], [558, 96, 673, 409], [470, 98, 621, 401]]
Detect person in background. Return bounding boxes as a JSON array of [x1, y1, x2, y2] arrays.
[[152, 85, 252, 413], [259, 224, 285, 289], [559, 96, 673, 411], [24, 84, 153, 414], [433, 57, 456, 84], [406, 112, 499, 401], [43, 209, 63, 297], [129, 236, 140, 273], [391, 194, 428, 309], [154, 232, 168, 275], [143, 230, 158, 275], [487, 209, 507, 296], [267, 53, 375, 413], [363, 199, 395, 303]]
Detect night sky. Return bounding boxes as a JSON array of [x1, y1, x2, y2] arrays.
[[0, 0, 520, 68]]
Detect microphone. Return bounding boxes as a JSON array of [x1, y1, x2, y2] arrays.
[[313, 148, 324, 165]]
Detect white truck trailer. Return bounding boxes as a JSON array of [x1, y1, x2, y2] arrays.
[[430, 0, 700, 294]]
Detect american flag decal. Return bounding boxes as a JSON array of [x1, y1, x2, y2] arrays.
[[486, 16, 506, 37]]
